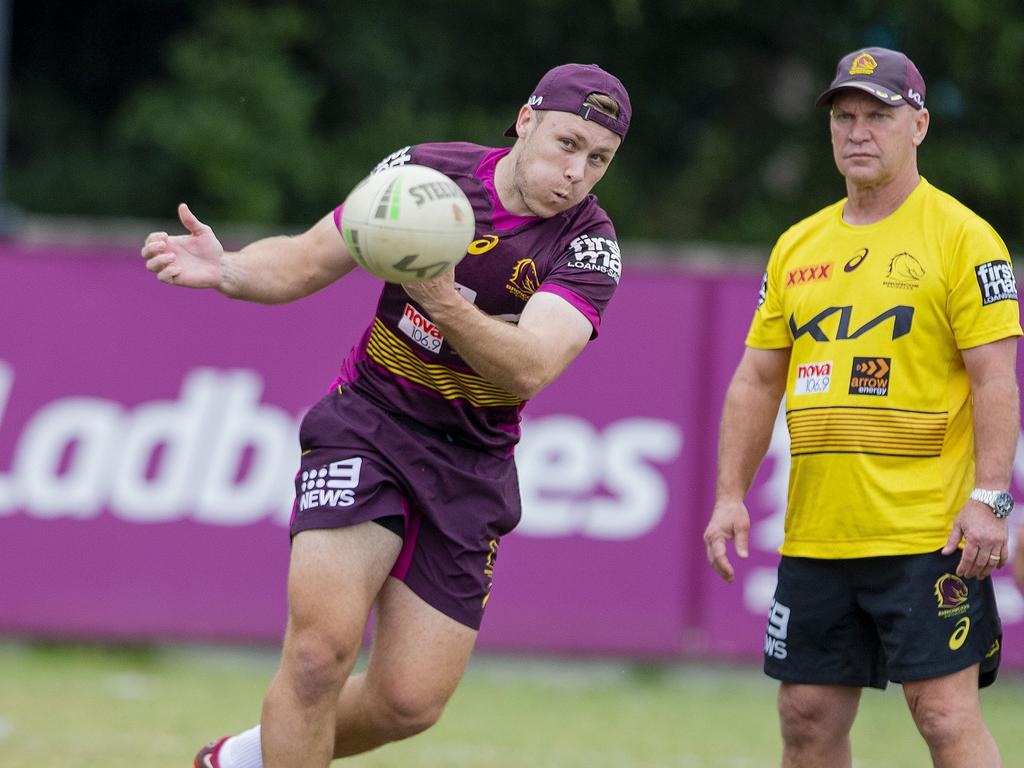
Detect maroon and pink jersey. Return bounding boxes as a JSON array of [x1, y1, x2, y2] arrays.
[[331, 142, 621, 454]]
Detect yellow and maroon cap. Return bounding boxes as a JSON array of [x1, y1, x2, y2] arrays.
[[816, 47, 926, 110]]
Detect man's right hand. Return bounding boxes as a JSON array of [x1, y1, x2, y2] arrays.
[[141, 203, 224, 289], [703, 499, 751, 584]]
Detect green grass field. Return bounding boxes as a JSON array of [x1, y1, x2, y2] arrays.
[[1, 641, 1022, 767]]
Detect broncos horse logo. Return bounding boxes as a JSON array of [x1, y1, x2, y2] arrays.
[[934, 573, 969, 609], [888, 252, 925, 281], [505, 258, 539, 301]]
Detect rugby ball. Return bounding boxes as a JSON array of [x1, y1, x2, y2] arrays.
[[340, 164, 475, 283]]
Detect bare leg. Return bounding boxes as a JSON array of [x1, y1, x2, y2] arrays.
[[330, 577, 478, 757], [260, 523, 402, 768], [903, 664, 1000, 768], [778, 683, 861, 768]]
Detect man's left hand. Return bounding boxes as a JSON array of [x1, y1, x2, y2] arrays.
[[942, 500, 1009, 579]]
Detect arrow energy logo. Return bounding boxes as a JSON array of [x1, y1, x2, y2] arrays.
[[848, 357, 891, 396]]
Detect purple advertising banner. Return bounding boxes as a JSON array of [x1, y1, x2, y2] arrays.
[[1, 243, 1022, 669]]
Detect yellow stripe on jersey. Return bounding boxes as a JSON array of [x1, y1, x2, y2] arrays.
[[366, 319, 522, 407], [787, 406, 947, 457]]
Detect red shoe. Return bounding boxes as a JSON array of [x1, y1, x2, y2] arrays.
[[193, 737, 228, 768]]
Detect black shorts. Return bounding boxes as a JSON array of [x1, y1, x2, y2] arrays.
[[763, 549, 1002, 690]]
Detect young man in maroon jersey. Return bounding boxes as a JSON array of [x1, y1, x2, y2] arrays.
[[142, 62, 629, 768]]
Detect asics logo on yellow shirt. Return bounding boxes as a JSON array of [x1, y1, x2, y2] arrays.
[[844, 248, 869, 272]]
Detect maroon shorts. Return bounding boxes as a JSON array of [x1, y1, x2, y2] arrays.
[[290, 385, 522, 629]]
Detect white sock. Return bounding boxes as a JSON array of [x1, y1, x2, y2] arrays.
[[217, 725, 263, 768]]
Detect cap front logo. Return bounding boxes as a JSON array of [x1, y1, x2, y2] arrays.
[[849, 53, 878, 75], [527, 95, 543, 107]]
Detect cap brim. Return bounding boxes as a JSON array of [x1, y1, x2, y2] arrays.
[[815, 81, 907, 108]]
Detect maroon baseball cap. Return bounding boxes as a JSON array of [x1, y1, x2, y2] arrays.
[[815, 47, 926, 110], [504, 63, 632, 140]]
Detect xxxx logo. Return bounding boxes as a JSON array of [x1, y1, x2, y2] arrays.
[[786, 263, 832, 287]]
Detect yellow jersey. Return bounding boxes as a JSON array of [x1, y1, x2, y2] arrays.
[[747, 178, 1022, 558]]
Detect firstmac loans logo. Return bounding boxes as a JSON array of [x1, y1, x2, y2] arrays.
[[566, 234, 621, 283], [975, 260, 1017, 306]]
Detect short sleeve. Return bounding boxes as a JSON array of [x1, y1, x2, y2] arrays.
[[946, 217, 1022, 350], [746, 240, 793, 349], [538, 230, 621, 337]]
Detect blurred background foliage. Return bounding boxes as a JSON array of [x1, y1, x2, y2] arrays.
[[7, 0, 1024, 250]]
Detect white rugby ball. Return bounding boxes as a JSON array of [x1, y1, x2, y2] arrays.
[[340, 164, 475, 283]]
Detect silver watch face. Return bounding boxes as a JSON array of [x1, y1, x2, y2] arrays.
[[993, 491, 1014, 518]]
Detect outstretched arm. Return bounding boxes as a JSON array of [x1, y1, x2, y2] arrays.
[[141, 204, 358, 304], [704, 346, 790, 583]]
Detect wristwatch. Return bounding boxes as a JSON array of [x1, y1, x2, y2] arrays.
[[969, 488, 1015, 519]]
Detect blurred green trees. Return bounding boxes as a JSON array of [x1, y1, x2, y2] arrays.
[[7, 0, 1024, 250], [117, 4, 323, 222]]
